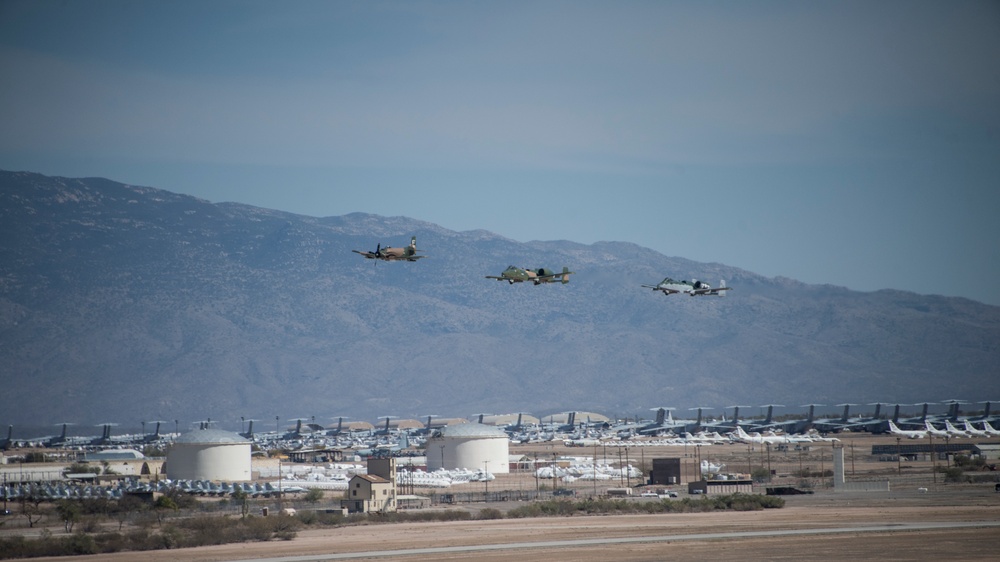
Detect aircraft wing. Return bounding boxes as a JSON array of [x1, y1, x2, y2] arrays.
[[352, 250, 377, 259], [642, 285, 680, 295], [690, 286, 732, 295], [403, 256, 426, 261]]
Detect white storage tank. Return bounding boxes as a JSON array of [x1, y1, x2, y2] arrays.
[[166, 428, 251, 481], [426, 423, 509, 474]]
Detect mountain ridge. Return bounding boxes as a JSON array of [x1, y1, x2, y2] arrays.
[[1, 170, 997, 427]]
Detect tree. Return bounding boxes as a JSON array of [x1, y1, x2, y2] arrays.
[[232, 487, 250, 519], [19, 493, 45, 528], [113, 495, 147, 531], [56, 500, 82, 533], [304, 488, 324, 504], [153, 495, 178, 525]]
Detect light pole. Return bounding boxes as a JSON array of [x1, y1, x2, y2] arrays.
[[896, 437, 902, 475], [929, 433, 937, 484], [484, 460, 490, 499], [766, 442, 771, 481]]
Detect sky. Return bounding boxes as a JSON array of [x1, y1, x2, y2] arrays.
[[2, 0, 999, 305]]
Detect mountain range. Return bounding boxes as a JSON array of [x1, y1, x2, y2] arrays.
[[1, 170, 998, 429]]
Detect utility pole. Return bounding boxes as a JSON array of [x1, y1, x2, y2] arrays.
[[896, 437, 902, 475], [929, 433, 937, 484]]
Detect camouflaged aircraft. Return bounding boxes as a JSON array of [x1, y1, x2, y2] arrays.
[[486, 265, 574, 285], [641, 277, 730, 296], [352, 236, 425, 262]]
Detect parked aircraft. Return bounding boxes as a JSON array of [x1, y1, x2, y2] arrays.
[[635, 407, 682, 435], [240, 419, 258, 440], [326, 416, 349, 436], [352, 236, 425, 262], [733, 426, 786, 445], [943, 420, 972, 437], [980, 421, 1000, 436], [45, 423, 74, 447], [887, 420, 927, 439], [746, 404, 785, 432], [701, 406, 749, 432], [962, 420, 990, 437], [641, 278, 730, 296], [142, 420, 168, 443], [486, 265, 574, 285], [924, 421, 950, 438]]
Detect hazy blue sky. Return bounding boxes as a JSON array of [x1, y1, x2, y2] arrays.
[[2, 1, 998, 305]]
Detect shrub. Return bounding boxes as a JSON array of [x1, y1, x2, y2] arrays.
[[477, 508, 503, 520], [506, 504, 542, 518]]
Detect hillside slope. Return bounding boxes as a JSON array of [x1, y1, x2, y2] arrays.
[[1, 170, 997, 426]]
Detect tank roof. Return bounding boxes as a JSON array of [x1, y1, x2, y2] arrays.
[[440, 423, 507, 438], [174, 428, 249, 445]]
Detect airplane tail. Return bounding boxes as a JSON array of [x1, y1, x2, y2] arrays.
[[719, 280, 727, 297], [561, 267, 572, 284], [654, 408, 666, 425]]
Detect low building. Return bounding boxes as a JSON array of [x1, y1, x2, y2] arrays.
[[344, 473, 395, 513], [687, 479, 753, 495]]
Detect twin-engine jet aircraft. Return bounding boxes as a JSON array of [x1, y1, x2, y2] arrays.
[[642, 277, 731, 296], [353, 236, 425, 262], [486, 265, 574, 285]]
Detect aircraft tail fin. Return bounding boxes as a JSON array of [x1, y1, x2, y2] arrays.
[[720, 280, 727, 296], [561, 267, 572, 284]]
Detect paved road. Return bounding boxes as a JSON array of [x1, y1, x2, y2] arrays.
[[226, 520, 1000, 562]]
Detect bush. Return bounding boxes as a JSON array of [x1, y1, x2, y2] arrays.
[[941, 467, 965, 483], [506, 504, 542, 518], [477, 508, 503, 520]]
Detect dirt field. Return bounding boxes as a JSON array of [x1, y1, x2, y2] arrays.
[[11, 433, 1000, 561]]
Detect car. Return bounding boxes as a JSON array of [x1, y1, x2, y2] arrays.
[[553, 488, 575, 496]]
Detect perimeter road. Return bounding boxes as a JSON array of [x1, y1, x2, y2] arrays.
[[227, 521, 1000, 562]]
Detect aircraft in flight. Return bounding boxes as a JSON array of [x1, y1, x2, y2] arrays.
[[641, 277, 731, 296], [352, 236, 425, 262], [486, 265, 574, 285]]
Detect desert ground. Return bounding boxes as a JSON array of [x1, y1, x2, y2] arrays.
[[8, 432, 1000, 561]]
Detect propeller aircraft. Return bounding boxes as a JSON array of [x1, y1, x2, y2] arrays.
[[352, 236, 425, 262], [642, 277, 731, 296], [486, 265, 574, 285]]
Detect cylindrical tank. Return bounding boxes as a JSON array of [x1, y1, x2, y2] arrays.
[[426, 423, 509, 473], [166, 428, 251, 481]]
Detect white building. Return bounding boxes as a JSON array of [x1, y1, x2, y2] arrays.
[[166, 429, 251, 481], [425, 423, 510, 474]]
